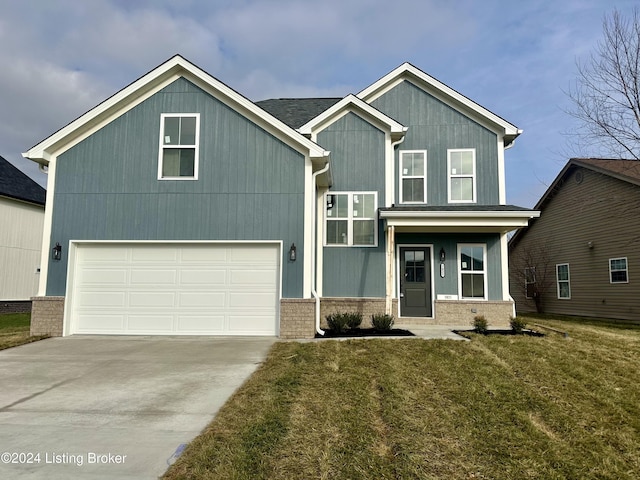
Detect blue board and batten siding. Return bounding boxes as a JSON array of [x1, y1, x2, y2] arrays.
[[396, 233, 503, 301], [372, 80, 500, 206], [47, 78, 306, 297], [318, 112, 386, 297]]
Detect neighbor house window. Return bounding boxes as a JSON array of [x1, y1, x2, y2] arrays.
[[609, 257, 628, 283], [524, 266, 536, 299], [458, 244, 486, 299], [556, 263, 571, 299], [400, 150, 427, 203], [158, 113, 200, 179], [448, 149, 476, 203], [325, 192, 377, 246]]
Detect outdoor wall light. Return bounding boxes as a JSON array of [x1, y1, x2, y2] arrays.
[[52, 243, 62, 261], [439, 248, 446, 262], [289, 243, 297, 262]]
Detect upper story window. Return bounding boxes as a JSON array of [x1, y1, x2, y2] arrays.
[[448, 149, 476, 203], [609, 257, 629, 283], [158, 114, 200, 180], [325, 192, 377, 247], [400, 150, 427, 203], [458, 244, 486, 300], [556, 263, 571, 299]]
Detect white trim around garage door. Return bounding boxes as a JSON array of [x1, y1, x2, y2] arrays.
[[64, 240, 283, 336]]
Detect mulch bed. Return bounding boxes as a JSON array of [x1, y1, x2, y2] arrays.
[[316, 328, 415, 338]]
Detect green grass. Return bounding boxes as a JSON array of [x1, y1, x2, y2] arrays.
[[164, 316, 640, 479], [0, 313, 48, 350]]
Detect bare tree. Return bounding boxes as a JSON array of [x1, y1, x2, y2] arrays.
[[510, 241, 555, 314], [567, 8, 640, 159]]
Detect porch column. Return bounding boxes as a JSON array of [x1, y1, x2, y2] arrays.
[[385, 225, 395, 315]]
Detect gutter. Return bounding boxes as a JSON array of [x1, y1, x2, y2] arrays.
[[311, 160, 331, 336]]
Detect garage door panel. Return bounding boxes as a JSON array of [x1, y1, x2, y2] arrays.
[[70, 243, 280, 336], [228, 315, 275, 334], [130, 269, 178, 285], [229, 292, 276, 308], [178, 292, 225, 308], [78, 269, 127, 285], [77, 291, 126, 308], [230, 269, 277, 285], [129, 292, 176, 308], [180, 269, 226, 285], [75, 315, 125, 332], [127, 315, 174, 332], [131, 247, 178, 262], [181, 247, 227, 262], [177, 315, 225, 333]]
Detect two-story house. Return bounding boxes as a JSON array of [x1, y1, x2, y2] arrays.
[[23, 56, 538, 338]]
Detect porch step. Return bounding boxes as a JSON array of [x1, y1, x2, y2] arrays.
[[395, 317, 472, 327]]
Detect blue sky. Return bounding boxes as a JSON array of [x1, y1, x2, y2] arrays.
[[1, 0, 637, 207]]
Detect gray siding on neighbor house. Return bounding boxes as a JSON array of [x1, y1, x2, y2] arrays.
[[509, 166, 640, 320], [47, 78, 306, 298], [396, 232, 503, 301], [318, 112, 387, 297], [371, 80, 500, 206]]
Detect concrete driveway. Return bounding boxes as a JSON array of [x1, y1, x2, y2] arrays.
[[0, 335, 276, 479]]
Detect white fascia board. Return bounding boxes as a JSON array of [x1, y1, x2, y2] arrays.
[[299, 94, 407, 136], [380, 210, 540, 231], [23, 55, 328, 164], [357, 62, 520, 139], [380, 210, 540, 219]]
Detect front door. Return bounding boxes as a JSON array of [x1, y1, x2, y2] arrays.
[[400, 247, 432, 317]]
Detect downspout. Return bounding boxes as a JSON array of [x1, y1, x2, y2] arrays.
[[312, 160, 331, 336], [385, 135, 406, 315]]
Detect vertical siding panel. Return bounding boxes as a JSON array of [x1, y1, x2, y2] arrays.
[[510, 166, 640, 320], [371, 80, 499, 205], [49, 78, 306, 297]]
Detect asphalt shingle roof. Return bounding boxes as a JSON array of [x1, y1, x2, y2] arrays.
[[256, 98, 343, 129], [0, 155, 46, 205]]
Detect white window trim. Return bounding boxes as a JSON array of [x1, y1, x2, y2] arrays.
[[609, 257, 629, 284], [324, 191, 378, 247], [158, 113, 200, 180], [556, 263, 571, 299], [524, 266, 536, 299], [447, 148, 477, 203], [457, 243, 487, 300], [399, 150, 427, 204]]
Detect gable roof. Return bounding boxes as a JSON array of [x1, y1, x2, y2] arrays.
[[358, 62, 521, 145], [23, 55, 330, 165], [509, 157, 640, 248], [298, 94, 407, 139], [0, 155, 46, 205], [256, 98, 342, 129]]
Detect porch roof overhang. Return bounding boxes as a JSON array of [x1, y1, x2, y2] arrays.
[[379, 205, 540, 234]]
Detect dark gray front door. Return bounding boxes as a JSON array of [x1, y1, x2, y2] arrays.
[[400, 247, 432, 317]]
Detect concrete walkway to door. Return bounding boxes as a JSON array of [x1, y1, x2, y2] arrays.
[[0, 335, 276, 480]]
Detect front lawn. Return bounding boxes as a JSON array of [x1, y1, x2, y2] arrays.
[[164, 316, 640, 479], [0, 313, 48, 350]]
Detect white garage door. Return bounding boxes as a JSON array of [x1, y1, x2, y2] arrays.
[[68, 243, 280, 336]]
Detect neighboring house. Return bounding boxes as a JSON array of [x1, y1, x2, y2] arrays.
[[509, 158, 640, 321], [0, 155, 46, 310], [23, 55, 538, 338]]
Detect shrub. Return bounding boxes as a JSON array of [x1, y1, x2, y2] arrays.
[[371, 313, 394, 331], [326, 313, 349, 333], [473, 315, 488, 334], [510, 316, 527, 333], [326, 312, 362, 333], [346, 312, 363, 329]]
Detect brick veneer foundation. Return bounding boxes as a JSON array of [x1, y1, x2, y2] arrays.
[[30, 297, 65, 337]]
